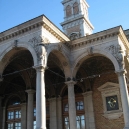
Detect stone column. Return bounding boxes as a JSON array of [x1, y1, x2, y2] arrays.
[[57, 97, 62, 129], [82, 91, 95, 129], [116, 70, 129, 129], [65, 81, 77, 129], [35, 66, 46, 129], [2, 107, 5, 129], [49, 98, 57, 129], [26, 89, 35, 129], [21, 103, 27, 129], [0, 97, 3, 129]]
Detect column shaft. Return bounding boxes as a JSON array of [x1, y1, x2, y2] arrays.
[[2, 107, 5, 129], [36, 67, 46, 129], [21, 103, 27, 129], [65, 81, 77, 129], [57, 97, 62, 129], [83, 91, 95, 129], [49, 98, 57, 129], [0, 97, 3, 129], [117, 71, 129, 129], [26, 90, 35, 129]]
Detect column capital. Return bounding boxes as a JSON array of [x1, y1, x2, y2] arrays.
[[65, 80, 76, 86], [115, 69, 127, 76], [48, 97, 57, 102], [33, 65, 48, 72], [26, 89, 35, 94], [82, 91, 93, 97]]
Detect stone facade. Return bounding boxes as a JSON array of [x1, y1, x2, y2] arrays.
[[0, 1, 129, 129]]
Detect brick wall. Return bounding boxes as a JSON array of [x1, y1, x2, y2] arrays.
[[92, 73, 124, 129]]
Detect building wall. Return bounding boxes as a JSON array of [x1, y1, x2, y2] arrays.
[[93, 73, 124, 129]]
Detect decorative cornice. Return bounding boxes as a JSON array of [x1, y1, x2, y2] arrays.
[[0, 21, 43, 43], [65, 31, 119, 49], [0, 15, 70, 43], [65, 26, 129, 50], [118, 27, 129, 51]]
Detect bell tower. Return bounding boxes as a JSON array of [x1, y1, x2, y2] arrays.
[[60, 0, 94, 40]]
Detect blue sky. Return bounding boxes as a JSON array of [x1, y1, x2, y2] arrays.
[[0, 0, 129, 33]]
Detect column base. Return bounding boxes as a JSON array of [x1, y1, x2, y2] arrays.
[[36, 127, 46, 129]]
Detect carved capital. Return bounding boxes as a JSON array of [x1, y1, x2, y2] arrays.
[[33, 65, 47, 72], [115, 69, 127, 77], [26, 89, 35, 94], [65, 80, 76, 87], [28, 36, 49, 65], [49, 97, 57, 102], [87, 46, 94, 56], [82, 91, 92, 97]]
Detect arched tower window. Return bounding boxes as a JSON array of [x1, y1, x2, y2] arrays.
[[6, 96, 21, 129], [66, 5, 72, 17], [73, 2, 79, 15]]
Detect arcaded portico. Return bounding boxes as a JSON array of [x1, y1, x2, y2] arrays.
[[0, 0, 129, 129]]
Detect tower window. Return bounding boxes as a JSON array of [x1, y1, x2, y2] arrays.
[[66, 5, 72, 17], [73, 2, 79, 15]]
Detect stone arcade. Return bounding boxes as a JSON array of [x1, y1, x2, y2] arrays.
[[0, 0, 129, 129]]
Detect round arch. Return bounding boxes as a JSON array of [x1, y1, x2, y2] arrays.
[[72, 48, 120, 77], [0, 42, 38, 74]]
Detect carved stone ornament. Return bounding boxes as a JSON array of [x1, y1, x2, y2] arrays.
[[12, 40, 19, 50], [87, 46, 93, 56], [105, 44, 124, 69], [58, 43, 63, 52], [69, 32, 80, 40], [28, 36, 48, 65]]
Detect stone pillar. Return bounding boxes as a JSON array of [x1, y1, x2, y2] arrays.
[[2, 107, 5, 129], [65, 81, 77, 129], [21, 103, 27, 129], [49, 98, 57, 129], [82, 91, 95, 129], [0, 97, 3, 129], [57, 97, 62, 129], [26, 89, 35, 129], [35, 66, 46, 129], [116, 70, 129, 129]]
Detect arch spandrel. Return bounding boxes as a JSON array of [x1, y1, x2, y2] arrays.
[[47, 44, 71, 78], [72, 48, 120, 77]]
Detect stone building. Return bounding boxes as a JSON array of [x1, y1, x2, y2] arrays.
[[0, 0, 129, 129]]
